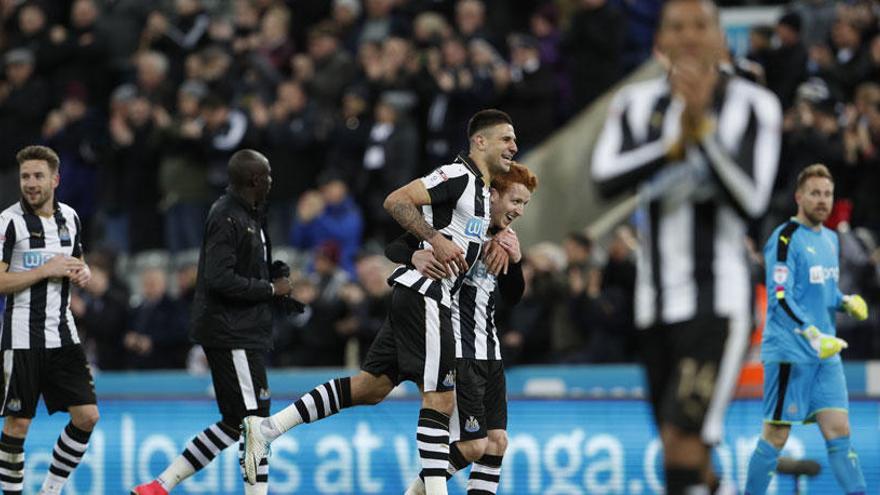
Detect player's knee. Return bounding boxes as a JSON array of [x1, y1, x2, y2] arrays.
[[487, 429, 508, 455], [76, 411, 100, 431], [352, 372, 392, 405], [824, 422, 850, 440], [457, 438, 488, 462], [3, 417, 31, 437], [763, 424, 790, 450], [421, 391, 454, 416]]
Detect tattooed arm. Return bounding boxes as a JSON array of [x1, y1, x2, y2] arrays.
[[384, 179, 468, 273]]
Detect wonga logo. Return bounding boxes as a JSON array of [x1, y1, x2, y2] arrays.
[[23, 251, 52, 269], [465, 217, 485, 239]]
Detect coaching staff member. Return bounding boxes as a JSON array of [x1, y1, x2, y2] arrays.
[[132, 149, 299, 495]]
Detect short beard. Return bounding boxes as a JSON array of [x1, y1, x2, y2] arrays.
[[804, 209, 829, 227]]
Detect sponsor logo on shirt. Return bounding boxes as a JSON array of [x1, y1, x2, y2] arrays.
[[22, 251, 54, 269], [809, 265, 839, 284], [465, 218, 485, 239]]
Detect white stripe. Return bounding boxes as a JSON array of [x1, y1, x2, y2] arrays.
[[416, 425, 448, 438], [302, 393, 319, 422], [0, 448, 21, 463], [713, 207, 750, 318], [231, 350, 258, 411], [60, 430, 89, 452], [473, 283, 492, 359], [256, 462, 270, 475], [448, 396, 461, 443], [0, 350, 12, 414], [316, 385, 332, 415], [53, 445, 81, 465], [327, 381, 340, 410], [196, 432, 221, 455], [423, 299, 441, 391], [472, 464, 502, 476], [451, 299, 462, 359], [634, 215, 656, 329], [208, 424, 236, 446], [417, 441, 449, 454], [467, 479, 498, 491], [659, 202, 696, 324], [702, 317, 750, 444], [11, 288, 30, 349], [0, 465, 23, 477], [185, 440, 211, 467]]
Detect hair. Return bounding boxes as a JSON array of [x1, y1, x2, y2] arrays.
[[228, 149, 268, 188], [660, 0, 719, 26], [492, 162, 538, 195], [467, 109, 512, 138], [16, 145, 60, 172], [566, 231, 593, 250], [796, 163, 833, 190]]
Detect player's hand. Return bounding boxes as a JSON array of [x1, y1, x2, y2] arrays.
[[428, 234, 468, 275], [495, 228, 521, 263], [842, 294, 868, 321], [271, 277, 292, 297], [40, 255, 84, 279], [412, 249, 448, 280], [69, 263, 91, 288], [799, 325, 848, 359], [482, 239, 509, 276]]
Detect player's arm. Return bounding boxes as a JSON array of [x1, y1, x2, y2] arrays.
[[384, 173, 468, 272], [0, 257, 83, 295], [592, 88, 681, 198], [767, 227, 814, 329], [699, 89, 782, 219], [202, 214, 279, 301], [385, 233, 449, 280], [833, 234, 869, 320]]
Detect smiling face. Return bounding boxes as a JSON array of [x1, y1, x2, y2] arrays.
[[656, 0, 723, 70], [490, 182, 531, 229], [20, 159, 59, 212], [476, 123, 517, 177], [796, 176, 833, 227]]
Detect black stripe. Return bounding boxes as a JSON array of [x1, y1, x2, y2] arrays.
[[421, 468, 448, 478], [469, 471, 500, 482], [0, 473, 22, 483], [255, 475, 269, 482], [417, 449, 450, 460], [56, 440, 84, 458], [776, 222, 799, 263], [649, 202, 663, 323], [336, 377, 352, 408], [619, 104, 637, 152], [23, 212, 45, 249], [294, 399, 310, 423], [50, 464, 72, 477], [478, 454, 503, 466], [412, 276, 429, 292], [425, 280, 442, 301], [51, 451, 78, 469], [29, 280, 47, 348], [646, 94, 672, 142], [416, 434, 450, 444], [772, 363, 792, 421], [2, 294, 12, 349], [71, 213, 82, 258], [58, 278, 73, 345], [734, 104, 759, 180], [323, 382, 338, 414], [0, 460, 23, 470], [473, 177, 485, 218], [778, 298, 804, 326], [419, 407, 450, 425], [1, 219, 15, 264], [191, 437, 215, 460], [694, 202, 716, 316], [451, 242, 481, 295], [308, 389, 325, 419], [485, 295, 497, 359], [469, 490, 493, 495], [458, 284, 478, 359], [427, 175, 469, 230], [182, 449, 203, 469], [52, 208, 71, 248], [203, 428, 227, 450]]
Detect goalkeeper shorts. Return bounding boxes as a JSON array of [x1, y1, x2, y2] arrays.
[[762, 360, 848, 425]]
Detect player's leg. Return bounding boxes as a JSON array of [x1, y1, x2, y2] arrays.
[[466, 360, 508, 495], [814, 360, 865, 495], [663, 316, 749, 495], [242, 319, 401, 481], [745, 361, 807, 495], [38, 345, 99, 495], [0, 348, 41, 495]]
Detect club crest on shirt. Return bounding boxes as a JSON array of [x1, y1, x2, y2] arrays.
[[464, 416, 480, 433], [259, 388, 271, 400], [773, 265, 788, 284]]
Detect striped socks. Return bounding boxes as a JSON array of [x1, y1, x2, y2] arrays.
[[265, 378, 352, 438], [157, 421, 239, 491], [239, 440, 269, 494], [40, 422, 92, 495], [0, 433, 24, 495], [417, 408, 451, 494], [467, 454, 503, 494]]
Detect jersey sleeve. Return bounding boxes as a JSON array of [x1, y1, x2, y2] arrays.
[[421, 165, 469, 205], [0, 212, 15, 266], [768, 223, 815, 330], [72, 211, 83, 259]]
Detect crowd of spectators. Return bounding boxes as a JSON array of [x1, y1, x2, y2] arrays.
[[1, 0, 879, 371]]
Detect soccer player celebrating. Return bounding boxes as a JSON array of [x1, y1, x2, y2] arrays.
[[745, 164, 868, 495], [0, 145, 98, 495]]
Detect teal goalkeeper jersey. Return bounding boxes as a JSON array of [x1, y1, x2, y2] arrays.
[[761, 219, 845, 363]]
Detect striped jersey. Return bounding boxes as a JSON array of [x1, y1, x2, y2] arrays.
[[762, 220, 844, 363], [0, 200, 83, 349], [453, 258, 501, 360], [592, 74, 782, 329], [388, 155, 491, 307]]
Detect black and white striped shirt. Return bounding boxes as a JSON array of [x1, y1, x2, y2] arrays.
[[388, 155, 491, 307], [0, 200, 83, 349], [592, 74, 782, 329]]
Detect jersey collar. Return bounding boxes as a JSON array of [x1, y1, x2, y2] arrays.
[[454, 153, 483, 179]]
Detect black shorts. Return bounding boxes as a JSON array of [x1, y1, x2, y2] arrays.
[[204, 347, 271, 426], [639, 315, 750, 444], [0, 345, 97, 418], [450, 359, 507, 442], [361, 286, 455, 393]]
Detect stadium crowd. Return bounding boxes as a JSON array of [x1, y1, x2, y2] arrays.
[[0, 0, 878, 371]]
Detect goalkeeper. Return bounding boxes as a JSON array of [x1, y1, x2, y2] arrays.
[[745, 164, 868, 495]]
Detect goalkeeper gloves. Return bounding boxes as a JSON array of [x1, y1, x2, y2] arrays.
[[798, 325, 848, 359], [842, 294, 868, 321]]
